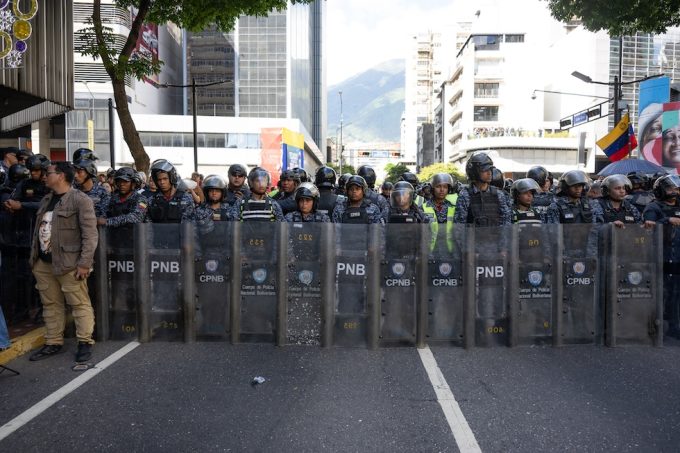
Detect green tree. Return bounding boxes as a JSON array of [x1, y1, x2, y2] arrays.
[[545, 0, 680, 35], [328, 163, 355, 176], [383, 163, 411, 183], [417, 162, 467, 185], [79, 0, 312, 173]]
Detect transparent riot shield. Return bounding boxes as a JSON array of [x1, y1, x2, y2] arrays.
[[472, 225, 511, 347], [286, 222, 324, 345], [238, 221, 278, 342], [606, 224, 662, 346], [380, 223, 421, 345], [513, 223, 557, 346], [558, 223, 603, 345], [148, 223, 184, 341], [195, 221, 231, 340], [334, 224, 370, 347], [106, 225, 137, 340], [427, 223, 465, 345]]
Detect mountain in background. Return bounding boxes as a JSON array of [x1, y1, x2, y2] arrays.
[[327, 59, 405, 144]]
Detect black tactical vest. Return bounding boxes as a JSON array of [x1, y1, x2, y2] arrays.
[[148, 190, 186, 223], [512, 208, 542, 224], [288, 211, 326, 223], [598, 199, 637, 224], [468, 186, 501, 226], [240, 198, 275, 221], [108, 194, 138, 217], [557, 197, 593, 224], [342, 200, 370, 224], [389, 208, 419, 224], [318, 190, 338, 217]]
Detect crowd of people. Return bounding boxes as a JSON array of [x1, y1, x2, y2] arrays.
[[2, 145, 680, 362]]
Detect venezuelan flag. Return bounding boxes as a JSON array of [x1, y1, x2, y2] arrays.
[[596, 113, 638, 162]]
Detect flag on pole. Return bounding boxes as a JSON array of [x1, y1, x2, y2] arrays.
[[596, 113, 638, 162]]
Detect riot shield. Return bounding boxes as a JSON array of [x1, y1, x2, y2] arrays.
[[334, 224, 370, 347], [558, 223, 603, 345], [380, 223, 421, 345], [238, 221, 278, 342], [513, 223, 557, 346], [148, 223, 184, 341], [606, 224, 662, 346], [472, 225, 510, 347], [106, 225, 137, 340], [195, 221, 231, 340], [427, 224, 465, 345], [286, 222, 323, 345]]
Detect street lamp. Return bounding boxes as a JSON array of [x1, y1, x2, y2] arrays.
[[571, 70, 664, 125], [531, 89, 610, 100], [338, 90, 343, 171]]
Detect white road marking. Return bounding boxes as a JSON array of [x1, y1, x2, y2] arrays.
[[418, 345, 482, 453], [0, 341, 140, 441]]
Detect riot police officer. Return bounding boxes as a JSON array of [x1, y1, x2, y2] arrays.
[[73, 158, 111, 220], [526, 165, 555, 216], [224, 164, 251, 207], [387, 181, 429, 223], [146, 159, 196, 223], [285, 183, 330, 222], [332, 175, 384, 224], [625, 171, 655, 214], [642, 175, 680, 338], [490, 167, 505, 190], [598, 174, 641, 227], [336, 173, 351, 196], [399, 172, 425, 208], [231, 167, 284, 221], [547, 170, 604, 224], [272, 169, 300, 215], [454, 153, 512, 226], [380, 181, 393, 200], [72, 147, 98, 163], [510, 178, 543, 224], [201, 175, 233, 221], [358, 165, 390, 221], [101, 167, 148, 228], [422, 173, 458, 254], [314, 166, 340, 217]]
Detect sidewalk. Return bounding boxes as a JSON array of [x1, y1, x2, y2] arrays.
[[0, 327, 45, 365]]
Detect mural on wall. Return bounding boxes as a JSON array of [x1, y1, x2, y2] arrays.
[[0, 0, 38, 68]]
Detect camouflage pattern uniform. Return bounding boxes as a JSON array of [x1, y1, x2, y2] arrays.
[[81, 182, 111, 219], [453, 185, 512, 225], [105, 191, 148, 228], [284, 211, 331, 222]]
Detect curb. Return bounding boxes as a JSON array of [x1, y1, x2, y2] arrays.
[[0, 327, 46, 365]]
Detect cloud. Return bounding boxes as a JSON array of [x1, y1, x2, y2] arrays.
[[327, 0, 469, 85]]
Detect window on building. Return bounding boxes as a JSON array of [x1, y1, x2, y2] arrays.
[[472, 35, 501, 51], [474, 82, 499, 98], [474, 106, 499, 122], [504, 34, 525, 43]]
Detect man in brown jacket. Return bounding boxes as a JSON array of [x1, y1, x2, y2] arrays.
[[29, 162, 99, 363]]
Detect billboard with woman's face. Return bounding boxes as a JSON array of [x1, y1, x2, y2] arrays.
[[640, 102, 680, 175]]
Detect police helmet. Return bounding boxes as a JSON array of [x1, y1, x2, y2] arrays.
[[314, 166, 337, 188], [390, 181, 414, 209], [280, 169, 301, 183], [381, 181, 393, 191], [248, 166, 271, 188], [73, 148, 98, 162], [399, 172, 419, 187], [357, 165, 377, 187], [601, 174, 632, 198], [504, 178, 514, 192], [150, 159, 178, 186], [626, 171, 646, 187], [430, 173, 458, 194], [16, 149, 32, 162], [228, 164, 247, 177], [106, 167, 116, 179], [338, 173, 352, 189], [345, 175, 368, 193], [510, 178, 541, 201], [490, 167, 505, 189], [557, 170, 589, 195], [650, 171, 667, 190], [202, 174, 227, 191], [465, 153, 494, 182], [114, 166, 137, 182], [526, 166, 549, 187], [653, 174, 680, 200], [8, 164, 30, 184], [294, 182, 320, 210], [73, 159, 98, 179], [292, 167, 309, 183], [25, 154, 51, 172]]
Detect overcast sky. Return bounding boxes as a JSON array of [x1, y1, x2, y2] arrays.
[[326, 0, 480, 86]]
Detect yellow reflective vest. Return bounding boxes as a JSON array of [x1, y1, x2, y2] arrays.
[[422, 194, 458, 253]]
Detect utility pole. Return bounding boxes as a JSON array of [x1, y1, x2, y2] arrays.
[[339, 90, 343, 171]]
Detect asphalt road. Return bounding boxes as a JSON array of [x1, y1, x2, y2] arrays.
[[2, 340, 680, 452]]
